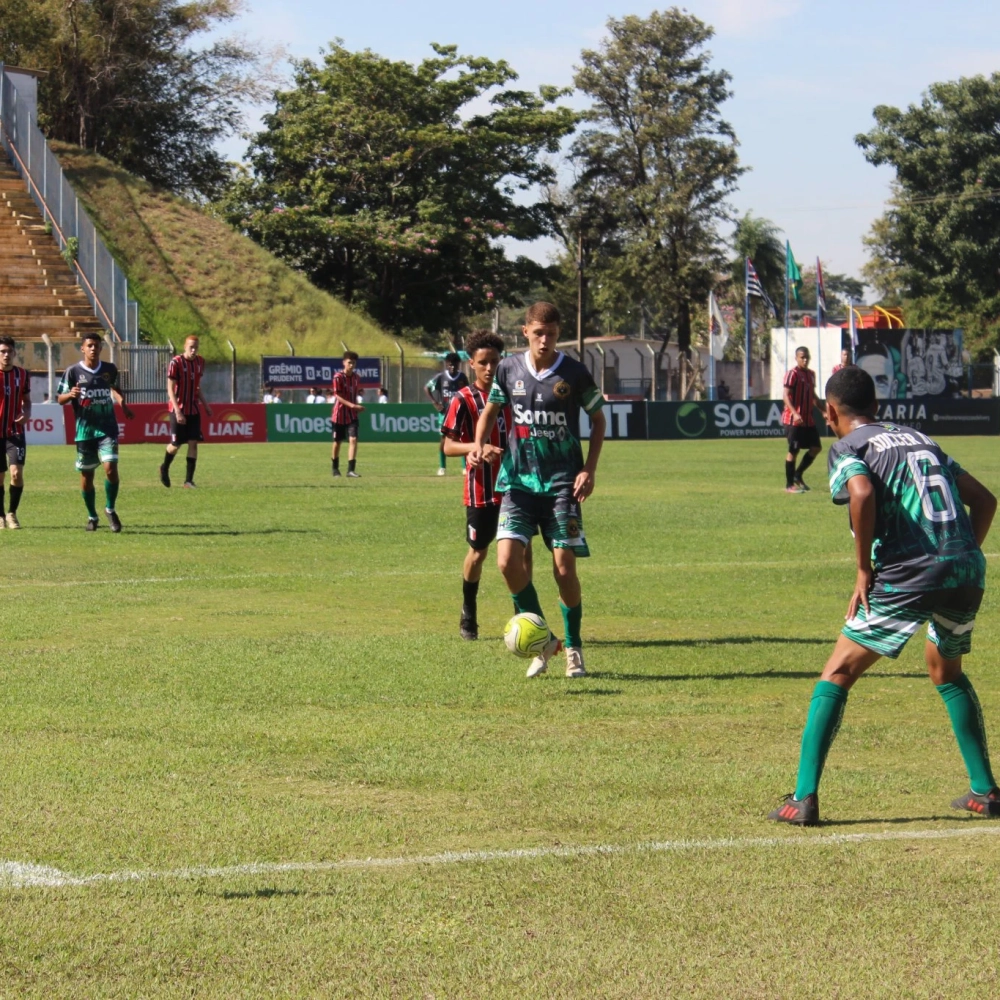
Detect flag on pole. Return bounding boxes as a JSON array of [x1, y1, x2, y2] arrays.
[[816, 257, 827, 327], [746, 258, 778, 318], [848, 298, 858, 353], [786, 243, 803, 306], [708, 290, 729, 361]]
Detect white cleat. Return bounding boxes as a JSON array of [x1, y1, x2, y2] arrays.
[[5, 512, 20, 530], [526, 636, 562, 678], [436, 467, 447, 476], [565, 647, 586, 678]]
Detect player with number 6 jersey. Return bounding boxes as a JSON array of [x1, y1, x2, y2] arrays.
[[769, 365, 999, 826]]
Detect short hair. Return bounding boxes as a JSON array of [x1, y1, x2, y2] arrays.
[[185, 334, 199, 343], [0, 336, 15, 351], [343, 350, 359, 362], [525, 301, 560, 326], [795, 346, 810, 357], [465, 329, 503, 357], [826, 366, 876, 415], [81, 332, 103, 345], [444, 352, 461, 366]]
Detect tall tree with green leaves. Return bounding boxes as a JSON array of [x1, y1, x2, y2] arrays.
[[731, 213, 784, 304], [857, 74, 1000, 351], [569, 8, 744, 353], [221, 43, 576, 339], [0, 0, 263, 199]]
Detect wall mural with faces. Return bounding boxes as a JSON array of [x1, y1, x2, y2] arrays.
[[853, 329, 964, 399]]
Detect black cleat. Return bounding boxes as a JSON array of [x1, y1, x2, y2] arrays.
[[332, 468, 342, 478], [85, 517, 99, 532], [951, 788, 1000, 817], [460, 610, 478, 641], [767, 793, 819, 826], [106, 510, 122, 533], [159, 463, 171, 488], [794, 477, 811, 492]]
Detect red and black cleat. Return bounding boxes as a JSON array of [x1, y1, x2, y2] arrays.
[[767, 793, 820, 826], [951, 788, 1000, 818]]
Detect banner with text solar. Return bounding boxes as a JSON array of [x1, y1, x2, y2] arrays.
[[261, 357, 383, 389]]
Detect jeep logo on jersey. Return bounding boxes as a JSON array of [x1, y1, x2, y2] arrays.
[[512, 403, 568, 426]]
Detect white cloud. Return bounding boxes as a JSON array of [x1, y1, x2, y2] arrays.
[[699, 0, 803, 36]]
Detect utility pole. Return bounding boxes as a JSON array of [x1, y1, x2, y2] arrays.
[[576, 227, 585, 359]]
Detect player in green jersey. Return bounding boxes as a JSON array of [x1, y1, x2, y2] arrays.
[[57, 333, 134, 532], [769, 366, 999, 825], [470, 302, 606, 678]]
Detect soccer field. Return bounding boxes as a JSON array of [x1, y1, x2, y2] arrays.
[[2, 439, 1000, 997]]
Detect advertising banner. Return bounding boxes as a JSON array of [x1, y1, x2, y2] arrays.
[[647, 400, 790, 440], [22, 403, 66, 445], [268, 404, 441, 442], [580, 401, 647, 440], [261, 356, 382, 389], [873, 397, 1000, 436], [95, 403, 268, 444]]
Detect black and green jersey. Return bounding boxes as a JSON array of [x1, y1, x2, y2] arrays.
[[488, 351, 604, 496], [58, 361, 121, 441], [426, 370, 469, 407], [828, 421, 985, 592]]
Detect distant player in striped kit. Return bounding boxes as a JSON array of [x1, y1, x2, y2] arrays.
[[331, 351, 363, 478], [442, 329, 530, 640], [160, 335, 212, 488], [782, 346, 824, 493], [0, 336, 31, 529]]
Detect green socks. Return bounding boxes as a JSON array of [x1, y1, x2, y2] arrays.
[[81, 489, 98, 519], [794, 680, 848, 799], [937, 674, 996, 795], [104, 479, 120, 512], [438, 450, 447, 470], [560, 602, 582, 648], [513, 583, 543, 618]]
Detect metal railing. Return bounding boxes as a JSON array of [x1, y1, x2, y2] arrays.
[[0, 64, 138, 343], [118, 343, 171, 402]]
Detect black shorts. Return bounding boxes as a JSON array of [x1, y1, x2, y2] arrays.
[[170, 413, 203, 446], [786, 425, 821, 453], [466, 504, 501, 551], [0, 435, 26, 472], [333, 420, 359, 442]]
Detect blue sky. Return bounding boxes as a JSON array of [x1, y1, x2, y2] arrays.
[[215, 0, 1000, 288]]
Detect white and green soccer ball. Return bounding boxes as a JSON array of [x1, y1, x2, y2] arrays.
[[504, 613, 553, 659]]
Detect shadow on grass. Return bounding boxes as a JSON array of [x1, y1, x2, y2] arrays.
[[123, 528, 321, 536], [589, 670, 926, 682], [820, 815, 956, 827], [565, 688, 622, 696], [588, 637, 830, 648], [219, 887, 303, 899]]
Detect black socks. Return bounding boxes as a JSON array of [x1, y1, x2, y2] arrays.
[[348, 459, 356, 473], [796, 452, 816, 478], [185, 457, 196, 484], [163, 449, 176, 469], [9, 486, 22, 513], [785, 459, 796, 488], [462, 578, 479, 617]]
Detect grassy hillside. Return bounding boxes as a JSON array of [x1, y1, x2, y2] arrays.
[[52, 142, 420, 364]]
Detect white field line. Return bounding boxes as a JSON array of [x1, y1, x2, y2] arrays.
[[4, 824, 1000, 890]]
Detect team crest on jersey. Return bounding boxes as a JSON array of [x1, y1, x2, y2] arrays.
[[513, 379, 526, 396], [101, 372, 113, 383], [553, 380, 571, 399]]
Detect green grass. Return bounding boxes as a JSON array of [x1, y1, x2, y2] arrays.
[[2, 438, 1000, 996], [51, 142, 420, 363]]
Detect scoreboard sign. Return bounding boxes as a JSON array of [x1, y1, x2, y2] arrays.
[[261, 356, 382, 389]]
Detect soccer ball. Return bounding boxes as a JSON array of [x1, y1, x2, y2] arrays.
[[504, 613, 553, 659]]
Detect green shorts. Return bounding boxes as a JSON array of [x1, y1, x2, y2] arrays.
[[75, 436, 119, 472], [497, 489, 590, 557], [842, 586, 983, 660]]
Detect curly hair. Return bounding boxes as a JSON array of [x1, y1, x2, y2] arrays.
[[465, 329, 504, 357]]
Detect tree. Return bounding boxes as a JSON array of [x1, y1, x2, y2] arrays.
[[0, 0, 264, 199], [857, 74, 1000, 352], [569, 8, 744, 353], [220, 43, 576, 339]]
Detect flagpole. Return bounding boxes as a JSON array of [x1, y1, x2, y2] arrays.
[[744, 257, 751, 400], [784, 241, 790, 381], [815, 256, 823, 388], [708, 292, 715, 401]]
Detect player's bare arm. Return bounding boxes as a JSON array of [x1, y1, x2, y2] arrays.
[[14, 390, 30, 424], [112, 387, 135, 420], [167, 376, 184, 423], [957, 473, 998, 547], [197, 385, 212, 418], [845, 474, 876, 620], [443, 437, 502, 462], [57, 384, 80, 404], [425, 384, 444, 413], [574, 407, 605, 502], [469, 402, 501, 468], [782, 385, 802, 425]]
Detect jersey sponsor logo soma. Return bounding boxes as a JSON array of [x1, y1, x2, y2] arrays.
[[512, 403, 567, 427]]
